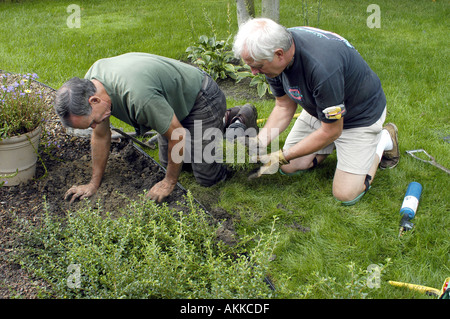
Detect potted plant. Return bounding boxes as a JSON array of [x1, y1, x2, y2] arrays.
[[0, 73, 51, 186]]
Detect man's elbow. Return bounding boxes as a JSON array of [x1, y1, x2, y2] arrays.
[[321, 119, 343, 141]]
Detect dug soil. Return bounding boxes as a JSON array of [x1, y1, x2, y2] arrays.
[[0, 72, 269, 299]]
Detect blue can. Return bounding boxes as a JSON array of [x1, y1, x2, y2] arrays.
[[400, 182, 423, 219]]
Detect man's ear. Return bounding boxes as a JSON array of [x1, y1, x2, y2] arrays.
[[88, 95, 101, 105], [274, 48, 285, 59]]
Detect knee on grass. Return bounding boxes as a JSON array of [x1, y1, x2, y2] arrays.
[[333, 174, 372, 205], [333, 187, 363, 203]]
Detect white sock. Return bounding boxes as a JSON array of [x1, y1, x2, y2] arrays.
[[225, 118, 242, 126], [376, 129, 393, 159]]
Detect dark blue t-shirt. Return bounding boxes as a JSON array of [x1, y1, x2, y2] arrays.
[[267, 27, 386, 129]]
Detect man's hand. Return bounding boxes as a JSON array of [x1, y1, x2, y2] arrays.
[[63, 116, 110, 204], [65, 183, 98, 203], [248, 150, 289, 179], [146, 178, 177, 202], [146, 114, 184, 202]]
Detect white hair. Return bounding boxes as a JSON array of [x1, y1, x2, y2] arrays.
[[233, 18, 293, 62]]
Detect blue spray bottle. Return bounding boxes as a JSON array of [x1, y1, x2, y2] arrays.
[[399, 182, 423, 236]]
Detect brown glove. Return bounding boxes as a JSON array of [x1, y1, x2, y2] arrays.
[[248, 150, 289, 179]]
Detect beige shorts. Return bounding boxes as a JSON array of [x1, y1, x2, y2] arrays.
[[284, 108, 387, 175]]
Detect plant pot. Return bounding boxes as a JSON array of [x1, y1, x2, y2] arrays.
[[0, 126, 42, 186]]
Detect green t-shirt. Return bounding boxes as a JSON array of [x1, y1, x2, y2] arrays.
[[84, 52, 204, 134]]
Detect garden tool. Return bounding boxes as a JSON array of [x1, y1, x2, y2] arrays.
[[111, 127, 157, 150], [388, 277, 450, 298], [406, 149, 450, 174]]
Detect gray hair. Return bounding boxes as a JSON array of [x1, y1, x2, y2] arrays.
[[233, 18, 293, 62], [54, 77, 96, 127]]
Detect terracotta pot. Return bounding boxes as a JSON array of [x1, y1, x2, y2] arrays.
[[0, 126, 42, 186]]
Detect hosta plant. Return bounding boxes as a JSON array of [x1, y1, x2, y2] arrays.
[[186, 35, 238, 81]]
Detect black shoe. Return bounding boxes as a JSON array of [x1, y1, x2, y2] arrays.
[[224, 106, 241, 129], [231, 103, 258, 131]]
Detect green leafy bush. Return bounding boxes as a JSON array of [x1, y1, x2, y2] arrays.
[[185, 35, 272, 98], [186, 35, 238, 81], [236, 65, 273, 98], [17, 193, 282, 299]]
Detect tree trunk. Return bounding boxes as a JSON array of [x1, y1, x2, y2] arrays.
[[261, 0, 279, 22], [236, 0, 255, 26]]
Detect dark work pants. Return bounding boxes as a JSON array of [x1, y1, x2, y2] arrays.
[[158, 75, 229, 187]]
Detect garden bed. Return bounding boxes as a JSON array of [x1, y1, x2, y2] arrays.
[[0, 72, 243, 298]]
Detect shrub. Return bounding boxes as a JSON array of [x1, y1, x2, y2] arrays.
[[236, 64, 273, 98], [185, 35, 272, 98], [16, 193, 282, 299], [186, 34, 238, 81]]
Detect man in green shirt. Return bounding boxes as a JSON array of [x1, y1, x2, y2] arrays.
[[54, 52, 257, 202]]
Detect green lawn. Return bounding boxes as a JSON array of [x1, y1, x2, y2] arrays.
[[1, 0, 448, 299]]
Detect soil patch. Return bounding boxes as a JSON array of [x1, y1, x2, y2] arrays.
[[0, 71, 256, 299], [216, 77, 274, 102]]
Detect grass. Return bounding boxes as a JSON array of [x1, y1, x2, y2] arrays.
[[1, 0, 449, 299]]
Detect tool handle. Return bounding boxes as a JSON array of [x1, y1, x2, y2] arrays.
[[433, 162, 450, 174], [406, 149, 450, 174], [388, 281, 441, 297]]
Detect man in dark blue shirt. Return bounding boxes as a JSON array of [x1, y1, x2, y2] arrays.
[[233, 18, 399, 205]]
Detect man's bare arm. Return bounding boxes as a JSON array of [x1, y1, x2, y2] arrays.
[[257, 94, 297, 147], [283, 118, 343, 161], [147, 114, 185, 202], [65, 118, 111, 202]]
